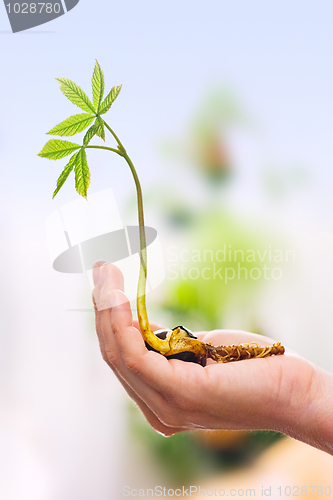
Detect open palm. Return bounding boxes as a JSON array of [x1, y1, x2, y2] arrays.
[[92, 262, 323, 442]]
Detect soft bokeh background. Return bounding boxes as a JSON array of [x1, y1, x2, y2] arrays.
[[1, 1, 333, 498]]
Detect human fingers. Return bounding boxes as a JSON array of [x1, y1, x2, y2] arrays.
[[106, 289, 194, 428], [109, 289, 210, 405], [95, 276, 181, 428], [93, 261, 108, 363], [94, 262, 124, 311], [93, 262, 125, 365], [103, 308, 185, 434], [96, 312, 182, 435], [92, 265, 183, 432], [94, 263, 140, 375]]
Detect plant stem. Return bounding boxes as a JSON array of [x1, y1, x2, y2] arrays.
[[94, 121, 170, 354], [103, 122, 124, 152], [85, 145, 121, 155]]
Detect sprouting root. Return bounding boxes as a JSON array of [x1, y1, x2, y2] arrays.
[[147, 326, 285, 366], [206, 342, 285, 363]]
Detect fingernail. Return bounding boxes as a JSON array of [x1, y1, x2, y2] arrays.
[[100, 265, 108, 287]]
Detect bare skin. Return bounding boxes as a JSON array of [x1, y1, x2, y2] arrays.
[[93, 261, 333, 455]]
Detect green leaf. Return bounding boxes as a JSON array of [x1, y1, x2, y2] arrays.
[[75, 148, 90, 198], [92, 61, 105, 112], [95, 115, 105, 141], [83, 116, 105, 145], [52, 153, 77, 199], [99, 85, 122, 115], [38, 139, 81, 160], [83, 122, 99, 145], [56, 78, 95, 114], [47, 113, 95, 137]]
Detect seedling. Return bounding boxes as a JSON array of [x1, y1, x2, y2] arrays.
[[39, 61, 285, 366]]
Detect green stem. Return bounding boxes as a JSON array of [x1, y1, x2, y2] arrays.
[[85, 145, 121, 155], [103, 122, 125, 152], [98, 121, 170, 354]]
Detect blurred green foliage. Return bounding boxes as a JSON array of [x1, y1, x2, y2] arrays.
[[162, 208, 272, 331], [128, 402, 284, 486]]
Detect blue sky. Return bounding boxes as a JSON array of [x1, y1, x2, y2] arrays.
[[1, 0, 333, 243]]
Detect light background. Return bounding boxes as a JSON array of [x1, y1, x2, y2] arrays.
[[1, 1, 333, 498]]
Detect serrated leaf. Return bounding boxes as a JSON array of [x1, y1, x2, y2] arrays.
[[83, 117, 105, 145], [83, 121, 101, 145], [56, 78, 95, 114], [92, 61, 105, 113], [95, 116, 105, 140], [99, 85, 122, 115], [52, 153, 77, 198], [75, 148, 90, 198], [47, 113, 95, 137], [38, 139, 81, 160]]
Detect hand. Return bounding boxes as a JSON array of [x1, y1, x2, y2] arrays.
[[93, 262, 333, 454]]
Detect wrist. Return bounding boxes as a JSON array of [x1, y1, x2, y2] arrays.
[[276, 356, 333, 454], [300, 364, 333, 454]]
